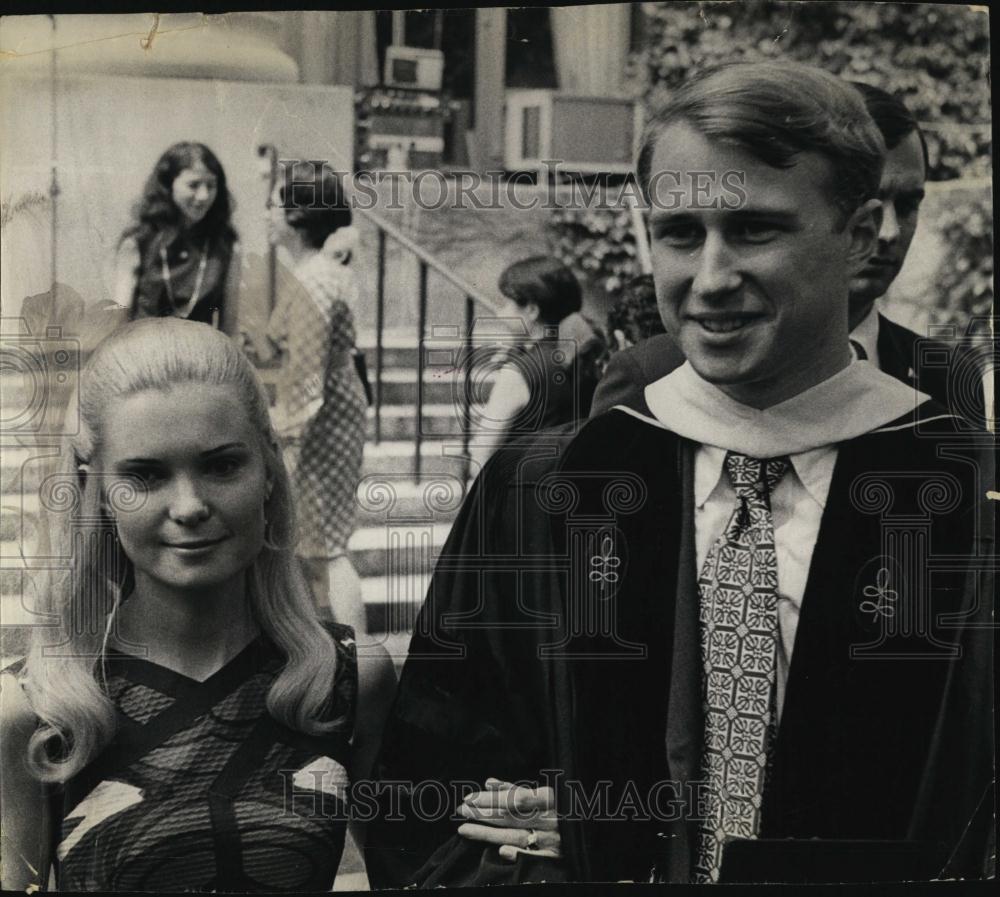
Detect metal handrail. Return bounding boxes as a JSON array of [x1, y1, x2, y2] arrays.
[[353, 204, 499, 477], [353, 204, 499, 315]]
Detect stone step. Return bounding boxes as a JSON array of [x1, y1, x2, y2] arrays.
[[0, 571, 434, 625], [0, 383, 477, 444], [0, 368, 481, 412], [360, 440, 469, 478], [352, 475, 467, 529], [347, 521, 451, 578], [1, 474, 466, 543], [1, 572, 432, 662], [1, 604, 422, 668], [356, 343, 422, 370], [0, 521, 450, 600], [356, 330, 474, 370], [375, 368, 469, 407], [361, 572, 430, 637], [1, 441, 470, 493], [366, 403, 470, 441]]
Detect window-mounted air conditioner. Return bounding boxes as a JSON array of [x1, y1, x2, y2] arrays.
[[504, 89, 643, 174]]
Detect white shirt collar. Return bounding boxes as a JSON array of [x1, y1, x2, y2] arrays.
[[695, 444, 837, 509], [644, 356, 929, 457], [849, 300, 882, 367]]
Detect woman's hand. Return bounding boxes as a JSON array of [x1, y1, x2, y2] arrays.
[[457, 778, 561, 861]]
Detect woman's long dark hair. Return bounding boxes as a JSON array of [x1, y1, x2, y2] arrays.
[[121, 142, 238, 251]]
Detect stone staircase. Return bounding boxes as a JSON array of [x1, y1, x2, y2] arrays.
[[0, 329, 476, 662]]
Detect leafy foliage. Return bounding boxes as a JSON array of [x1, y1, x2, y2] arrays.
[[639, 1, 990, 181], [928, 195, 993, 327], [548, 207, 641, 297]]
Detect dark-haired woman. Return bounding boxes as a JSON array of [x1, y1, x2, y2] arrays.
[[114, 142, 240, 333], [470, 256, 605, 467], [265, 164, 366, 635]]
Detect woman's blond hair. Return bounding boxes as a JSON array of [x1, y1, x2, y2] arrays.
[[24, 318, 339, 782]]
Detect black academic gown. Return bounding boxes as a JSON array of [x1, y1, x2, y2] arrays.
[[366, 405, 994, 886]]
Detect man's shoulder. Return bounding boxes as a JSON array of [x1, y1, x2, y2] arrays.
[[591, 334, 684, 417], [852, 400, 990, 470], [625, 332, 685, 379], [481, 411, 679, 487], [563, 407, 681, 471], [877, 313, 979, 364], [877, 314, 987, 426]]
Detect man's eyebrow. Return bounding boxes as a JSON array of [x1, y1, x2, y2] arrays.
[[724, 208, 800, 221], [648, 209, 699, 224], [201, 442, 248, 457]]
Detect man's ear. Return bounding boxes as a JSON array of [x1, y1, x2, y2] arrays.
[[526, 302, 541, 324], [845, 197, 883, 276]]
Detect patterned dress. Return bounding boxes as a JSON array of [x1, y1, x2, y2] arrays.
[[268, 253, 367, 559], [50, 624, 357, 892]]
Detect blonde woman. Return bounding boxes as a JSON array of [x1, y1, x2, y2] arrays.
[[1, 319, 394, 892]]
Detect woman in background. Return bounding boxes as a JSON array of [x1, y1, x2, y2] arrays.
[[265, 163, 368, 636], [114, 142, 240, 333], [0, 319, 394, 892], [470, 256, 605, 468]]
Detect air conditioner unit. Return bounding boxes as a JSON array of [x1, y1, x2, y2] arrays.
[[384, 45, 444, 93], [504, 90, 643, 175]]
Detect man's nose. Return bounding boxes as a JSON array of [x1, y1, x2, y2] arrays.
[[168, 476, 210, 525], [879, 202, 900, 245], [692, 233, 741, 300]]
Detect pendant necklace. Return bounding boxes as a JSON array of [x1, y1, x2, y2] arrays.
[[160, 239, 209, 316]]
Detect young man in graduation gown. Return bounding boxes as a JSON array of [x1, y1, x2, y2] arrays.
[[365, 62, 994, 886], [591, 82, 988, 429]]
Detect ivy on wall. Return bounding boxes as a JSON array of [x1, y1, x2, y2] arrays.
[[929, 196, 993, 327]]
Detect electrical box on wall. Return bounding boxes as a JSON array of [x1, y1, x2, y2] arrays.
[[383, 46, 445, 93]]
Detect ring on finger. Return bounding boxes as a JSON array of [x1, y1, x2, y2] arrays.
[[525, 828, 539, 850]]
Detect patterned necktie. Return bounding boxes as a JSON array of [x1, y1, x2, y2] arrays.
[[692, 451, 790, 884]]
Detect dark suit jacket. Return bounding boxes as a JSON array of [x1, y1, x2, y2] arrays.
[[367, 406, 993, 885], [591, 316, 988, 427]]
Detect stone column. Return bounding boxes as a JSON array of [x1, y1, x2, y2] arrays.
[[473, 7, 507, 171], [551, 4, 630, 96]]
